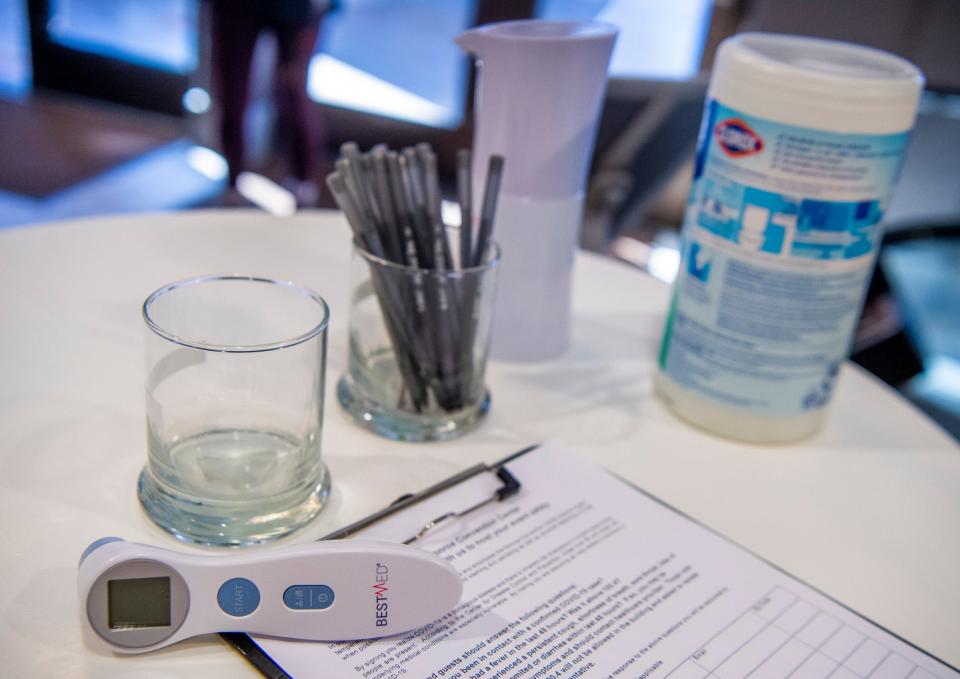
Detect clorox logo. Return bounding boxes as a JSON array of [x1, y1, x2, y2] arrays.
[[714, 118, 764, 157]]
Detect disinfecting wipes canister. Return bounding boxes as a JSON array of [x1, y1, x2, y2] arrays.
[[656, 33, 924, 443]]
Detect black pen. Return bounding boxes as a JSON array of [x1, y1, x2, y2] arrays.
[[396, 152, 435, 270], [456, 149, 473, 269], [416, 144, 454, 271], [369, 145, 404, 264], [416, 144, 462, 407], [472, 154, 504, 267]]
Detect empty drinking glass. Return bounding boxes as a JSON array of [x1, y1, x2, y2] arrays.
[[138, 275, 330, 546]]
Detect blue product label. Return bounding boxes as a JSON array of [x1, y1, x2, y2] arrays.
[[660, 100, 910, 417]]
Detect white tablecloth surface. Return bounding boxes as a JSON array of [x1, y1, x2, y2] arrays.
[[1, 210, 957, 677]]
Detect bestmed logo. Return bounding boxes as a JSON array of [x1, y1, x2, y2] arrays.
[[373, 562, 389, 627], [714, 118, 764, 157]]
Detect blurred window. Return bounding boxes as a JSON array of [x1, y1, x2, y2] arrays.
[[47, 0, 198, 75], [536, 0, 713, 81], [0, 0, 32, 96], [308, 0, 475, 129]]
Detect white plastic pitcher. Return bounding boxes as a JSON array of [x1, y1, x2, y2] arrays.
[[456, 20, 616, 362]]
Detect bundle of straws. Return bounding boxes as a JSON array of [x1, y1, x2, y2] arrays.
[[326, 142, 504, 413]]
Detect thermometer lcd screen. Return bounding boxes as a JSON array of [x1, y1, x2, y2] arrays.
[[108, 577, 171, 629]]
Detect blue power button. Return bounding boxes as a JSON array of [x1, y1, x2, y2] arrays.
[[283, 585, 335, 610], [218, 578, 260, 617]]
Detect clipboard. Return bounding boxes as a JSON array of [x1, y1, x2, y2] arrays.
[[221, 443, 541, 679], [221, 442, 958, 679]]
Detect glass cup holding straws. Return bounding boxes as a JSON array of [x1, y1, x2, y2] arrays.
[[328, 143, 503, 441]]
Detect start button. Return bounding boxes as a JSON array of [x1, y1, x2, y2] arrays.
[[217, 578, 260, 617]]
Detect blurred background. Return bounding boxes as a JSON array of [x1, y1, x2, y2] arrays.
[[0, 0, 958, 438]]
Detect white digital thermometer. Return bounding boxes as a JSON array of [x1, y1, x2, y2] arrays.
[[78, 537, 463, 653]]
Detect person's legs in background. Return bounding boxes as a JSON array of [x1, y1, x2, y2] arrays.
[[211, 1, 261, 188], [274, 9, 324, 207]]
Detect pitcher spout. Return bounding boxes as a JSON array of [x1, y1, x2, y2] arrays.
[[454, 28, 485, 56]]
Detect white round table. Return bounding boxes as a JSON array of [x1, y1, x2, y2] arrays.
[[1, 210, 957, 677]]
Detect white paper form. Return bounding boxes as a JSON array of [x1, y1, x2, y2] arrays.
[[255, 443, 958, 679]]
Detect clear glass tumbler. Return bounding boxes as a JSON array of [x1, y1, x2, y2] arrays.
[[138, 275, 330, 546], [337, 243, 500, 441]]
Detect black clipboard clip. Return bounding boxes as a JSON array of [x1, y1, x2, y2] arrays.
[[221, 443, 539, 678], [320, 444, 534, 543], [402, 464, 521, 544]]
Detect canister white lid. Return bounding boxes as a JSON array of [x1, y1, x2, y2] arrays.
[[710, 33, 924, 134]]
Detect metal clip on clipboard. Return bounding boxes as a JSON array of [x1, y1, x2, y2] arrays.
[[222, 444, 538, 679]]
